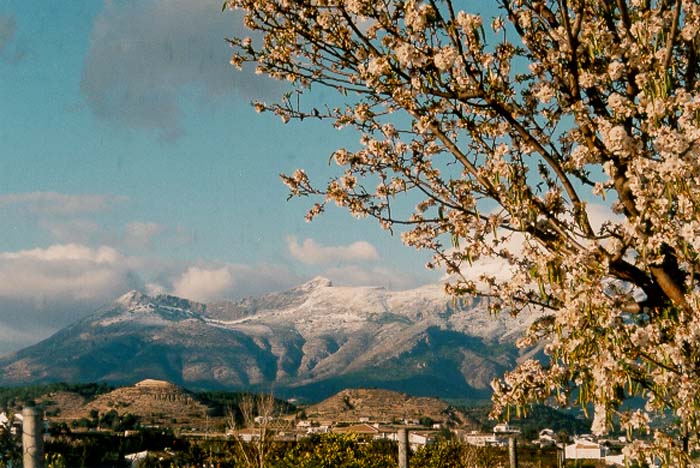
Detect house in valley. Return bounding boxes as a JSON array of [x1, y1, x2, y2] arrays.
[[565, 437, 608, 460]]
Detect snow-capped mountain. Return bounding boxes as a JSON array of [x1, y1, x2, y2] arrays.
[[0, 278, 541, 400]]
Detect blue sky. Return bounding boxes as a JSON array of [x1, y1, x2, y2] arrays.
[[0, 0, 443, 354]]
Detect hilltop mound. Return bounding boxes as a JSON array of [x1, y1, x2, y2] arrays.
[[305, 388, 475, 427], [51, 379, 213, 428]]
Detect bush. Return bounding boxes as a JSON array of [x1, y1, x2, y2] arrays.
[[0, 427, 21, 468], [272, 433, 396, 468], [411, 440, 506, 468]]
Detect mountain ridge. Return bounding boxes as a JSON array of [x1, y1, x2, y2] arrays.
[[0, 278, 540, 401]]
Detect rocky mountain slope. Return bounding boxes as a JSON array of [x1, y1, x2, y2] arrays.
[[0, 278, 540, 400]]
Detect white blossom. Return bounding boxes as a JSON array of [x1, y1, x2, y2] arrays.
[[228, 1, 700, 463]]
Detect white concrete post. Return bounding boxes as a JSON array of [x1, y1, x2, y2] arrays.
[[22, 407, 44, 468], [508, 435, 518, 468], [557, 443, 564, 468], [398, 428, 409, 468]]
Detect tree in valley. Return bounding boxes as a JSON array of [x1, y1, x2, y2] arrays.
[[274, 433, 397, 468], [227, 393, 278, 468], [224, 0, 700, 464]]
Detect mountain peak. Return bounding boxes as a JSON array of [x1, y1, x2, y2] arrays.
[[115, 290, 150, 309], [301, 276, 333, 289]]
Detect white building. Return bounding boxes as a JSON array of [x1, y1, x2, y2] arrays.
[[464, 431, 498, 447], [231, 428, 262, 442], [493, 422, 520, 434], [533, 428, 558, 447], [464, 430, 511, 447], [565, 438, 608, 460], [384, 430, 435, 449], [407, 431, 435, 449], [305, 424, 329, 434], [465, 423, 519, 447]]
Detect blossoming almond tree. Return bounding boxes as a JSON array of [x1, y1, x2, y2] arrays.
[[224, 0, 700, 464]]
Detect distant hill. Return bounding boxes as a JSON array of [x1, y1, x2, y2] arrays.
[[2, 381, 590, 436], [14, 382, 478, 432], [0, 278, 542, 401], [51, 379, 211, 427], [304, 388, 477, 428], [29, 379, 292, 431]]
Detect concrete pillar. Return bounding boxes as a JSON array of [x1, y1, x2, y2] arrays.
[[22, 407, 44, 468], [557, 444, 564, 468], [508, 435, 518, 468], [398, 428, 409, 468]]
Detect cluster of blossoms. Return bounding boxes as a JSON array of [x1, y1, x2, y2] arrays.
[[225, 0, 700, 464]]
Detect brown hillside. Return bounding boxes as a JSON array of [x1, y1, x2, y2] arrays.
[[38, 391, 87, 417], [305, 388, 475, 428], [50, 379, 215, 429]]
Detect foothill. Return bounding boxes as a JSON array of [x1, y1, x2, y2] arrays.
[[0, 380, 639, 467]]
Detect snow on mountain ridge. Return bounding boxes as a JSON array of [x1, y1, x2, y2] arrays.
[[109, 281, 538, 373], [0, 278, 542, 398], [298, 276, 333, 290], [100, 290, 205, 327], [200, 280, 542, 382], [115, 290, 150, 309], [112, 281, 537, 344]]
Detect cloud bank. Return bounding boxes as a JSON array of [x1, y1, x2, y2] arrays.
[[81, 0, 279, 140], [285, 236, 429, 290], [0, 243, 142, 355], [172, 266, 233, 302], [124, 221, 164, 249], [287, 236, 381, 265], [323, 264, 424, 290], [0, 243, 139, 303], [0, 232, 429, 355], [169, 263, 302, 303], [0, 192, 124, 215]]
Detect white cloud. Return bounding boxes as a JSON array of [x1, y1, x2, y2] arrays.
[[41, 219, 101, 243], [287, 236, 381, 265], [0, 244, 305, 353], [124, 221, 164, 248], [81, 0, 279, 140], [169, 263, 302, 302], [145, 282, 167, 296], [322, 264, 430, 290], [172, 266, 234, 302], [443, 202, 624, 289], [0, 193, 176, 251], [0, 243, 143, 351], [0, 192, 123, 215], [0, 322, 55, 357], [0, 244, 139, 302], [1, 243, 122, 264]]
